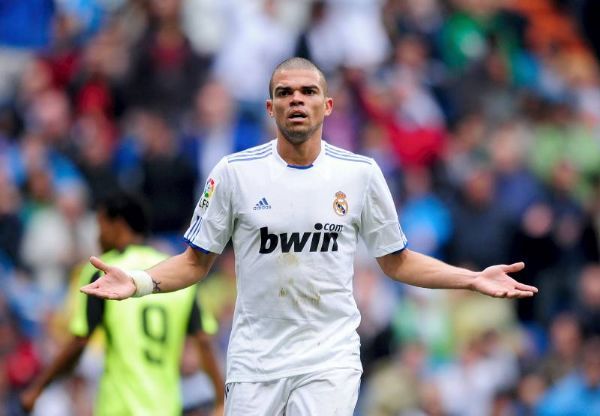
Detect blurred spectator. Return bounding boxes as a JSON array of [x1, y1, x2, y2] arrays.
[[509, 202, 560, 324], [448, 165, 514, 269], [0, 0, 56, 103], [125, 0, 212, 120], [442, 112, 487, 190], [69, 21, 129, 122], [390, 288, 453, 362], [385, 34, 447, 127], [320, 0, 391, 70], [213, 0, 295, 122], [358, 121, 400, 189], [181, 79, 263, 188], [71, 114, 119, 207], [513, 371, 547, 415], [321, 79, 362, 152], [382, 0, 445, 51], [350, 69, 446, 169], [487, 120, 543, 221], [181, 0, 228, 57], [536, 337, 600, 415], [20, 182, 98, 299], [361, 341, 429, 416], [400, 166, 452, 259], [440, 0, 527, 76], [529, 101, 600, 202], [575, 263, 600, 338], [128, 110, 196, 238], [294, 0, 391, 75], [293, 0, 329, 68], [537, 313, 583, 385], [23, 88, 78, 159], [434, 330, 519, 416], [580, 0, 600, 63], [0, 171, 23, 267], [354, 264, 399, 344], [450, 290, 518, 357]]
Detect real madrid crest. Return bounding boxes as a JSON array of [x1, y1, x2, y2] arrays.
[[333, 191, 348, 216]]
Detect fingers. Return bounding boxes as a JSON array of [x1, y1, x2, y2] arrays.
[[507, 290, 535, 299], [80, 281, 113, 298], [515, 282, 538, 293], [502, 262, 525, 273], [80, 284, 124, 300], [491, 289, 536, 299], [80, 280, 100, 294], [90, 256, 111, 273]]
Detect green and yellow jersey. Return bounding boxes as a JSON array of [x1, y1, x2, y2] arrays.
[[70, 245, 203, 416]]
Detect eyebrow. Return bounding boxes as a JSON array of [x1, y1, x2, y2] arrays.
[[274, 84, 321, 93]]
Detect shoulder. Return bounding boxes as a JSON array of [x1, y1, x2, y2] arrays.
[[323, 143, 374, 166], [226, 141, 273, 164], [322, 143, 378, 182]]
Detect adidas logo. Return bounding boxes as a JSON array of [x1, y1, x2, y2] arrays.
[[253, 197, 272, 210]]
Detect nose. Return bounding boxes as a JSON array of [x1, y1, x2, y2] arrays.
[[290, 90, 304, 105]]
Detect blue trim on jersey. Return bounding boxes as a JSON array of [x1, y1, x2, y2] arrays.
[[186, 217, 203, 241], [325, 152, 372, 164], [184, 238, 212, 254], [390, 245, 408, 255], [287, 163, 313, 169]]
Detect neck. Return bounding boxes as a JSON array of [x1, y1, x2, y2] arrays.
[[114, 234, 144, 252], [276, 135, 322, 166]]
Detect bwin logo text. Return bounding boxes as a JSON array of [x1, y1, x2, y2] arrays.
[[259, 223, 343, 254]]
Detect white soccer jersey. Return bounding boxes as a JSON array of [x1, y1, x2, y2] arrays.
[[184, 140, 407, 383]]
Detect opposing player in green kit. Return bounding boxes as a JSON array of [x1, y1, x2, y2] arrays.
[[21, 192, 224, 416]]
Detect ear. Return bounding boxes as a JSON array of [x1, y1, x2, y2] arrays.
[[324, 97, 334, 117], [266, 99, 274, 117]]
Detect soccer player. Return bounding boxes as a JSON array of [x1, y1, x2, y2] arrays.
[[20, 192, 224, 416], [80, 58, 538, 416]]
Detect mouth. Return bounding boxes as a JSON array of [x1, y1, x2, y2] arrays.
[[287, 110, 308, 121]]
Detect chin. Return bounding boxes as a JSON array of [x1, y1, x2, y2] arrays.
[[283, 132, 311, 144]]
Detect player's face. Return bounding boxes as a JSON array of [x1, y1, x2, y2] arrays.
[[267, 68, 333, 144], [97, 210, 116, 252]]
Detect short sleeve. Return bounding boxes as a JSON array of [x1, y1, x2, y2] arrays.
[[359, 162, 408, 257], [184, 157, 234, 254]]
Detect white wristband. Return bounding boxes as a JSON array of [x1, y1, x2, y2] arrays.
[[129, 270, 153, 297]]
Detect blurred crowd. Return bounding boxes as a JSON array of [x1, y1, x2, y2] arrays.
[[1, 0, 600, 415]]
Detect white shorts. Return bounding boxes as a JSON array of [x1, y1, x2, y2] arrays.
[[224, 368, 362, 416]]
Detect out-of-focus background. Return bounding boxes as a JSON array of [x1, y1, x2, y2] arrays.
[[0, 0, 599, 415]]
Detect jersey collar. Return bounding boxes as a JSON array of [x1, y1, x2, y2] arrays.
[[272, 139, 326, 170]]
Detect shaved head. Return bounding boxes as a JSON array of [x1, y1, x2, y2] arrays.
[[269, 57, 327, 99]]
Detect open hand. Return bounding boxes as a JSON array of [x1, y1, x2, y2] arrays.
[[80, 256, 136, 300], [472, 262, 538, 298]]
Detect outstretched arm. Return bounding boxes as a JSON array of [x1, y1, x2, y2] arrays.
[[81, 247, 218, 300], [377, 249, 538, 298], [20, 336, 88, 412]]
